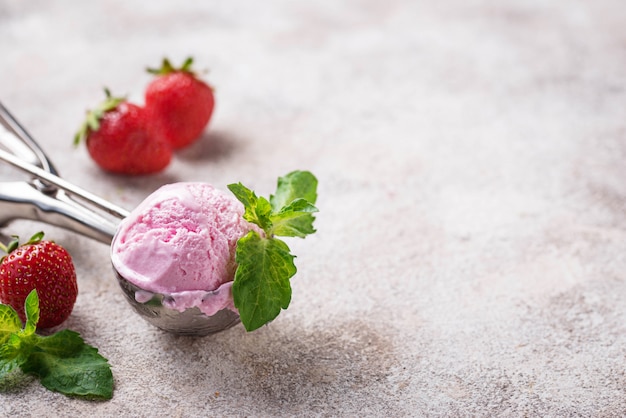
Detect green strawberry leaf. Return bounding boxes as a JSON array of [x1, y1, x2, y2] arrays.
[[147, 57, 195, 76], [74, 88, 125, 146], [232, 231, 296, 332], [3, 235, 20, 255], [21, 330, 113, 400]]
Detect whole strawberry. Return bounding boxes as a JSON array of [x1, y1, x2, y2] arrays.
[[0, 232, 77, 328], [75, 89, 172, 175], [145, 57, 215, 149]]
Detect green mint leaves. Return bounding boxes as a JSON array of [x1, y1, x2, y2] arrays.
[[233, 233, 296, 330], [228, 170, 318, 332], [0, 290, 113, 400]]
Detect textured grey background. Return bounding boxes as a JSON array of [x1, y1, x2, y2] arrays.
[[1, 1, 625, 416]]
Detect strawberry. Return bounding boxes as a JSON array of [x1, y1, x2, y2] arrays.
[[145, 57, 215, 149], [0, 232, 78, 328], [75, 89, 172, 175]]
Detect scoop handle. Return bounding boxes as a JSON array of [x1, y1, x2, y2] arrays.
[[0, 101, 58, 176], [0, 181, 120, 244], [0, 147, 129, 220], [0, 102, 129, 243]]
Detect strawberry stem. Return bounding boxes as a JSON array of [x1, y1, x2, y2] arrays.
[[0, 235, 17, 254], [0, 231, 44, 255], [74, 88, 126, 146], [181, 57, 194, 72], [0, 232, 46, 262], [26, 231, 45, 245], [6, 236, 20, 253], [147, 57, 195, 76]]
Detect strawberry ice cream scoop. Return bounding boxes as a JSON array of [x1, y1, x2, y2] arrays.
[[110, 182, 257, 317]]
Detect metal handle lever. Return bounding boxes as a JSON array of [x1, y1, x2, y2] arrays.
[[0, 101, 129, 243], [0, 147, 129, 220], [0, 181, 119, 244], [0, 101, 58, 177]]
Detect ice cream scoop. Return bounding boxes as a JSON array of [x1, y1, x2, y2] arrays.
[[111, 182, 262, 334], [0, 102, 242, 335]]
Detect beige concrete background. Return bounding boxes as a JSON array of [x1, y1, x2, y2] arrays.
[[1, 1, 625, 416]]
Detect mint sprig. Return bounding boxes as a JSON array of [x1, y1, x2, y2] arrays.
[[228, 170, 318, 331], [0, 290, 113, 400]]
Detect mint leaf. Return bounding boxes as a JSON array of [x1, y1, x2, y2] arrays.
[[228, 171, 318, 331], [229, 171, 319, 239], [270, 198, 319, 238], [233, 231, 296, 332], [0, 303, 29, 380], [268, 171, 318, 238], [270, 170, 318, 210], [21, 330, 113, 400], [0, 353, 19, 380], [23, 290, 39, 336], [0, 290, 114, 400], [0, 333, 28, 380], [227, 182, 273, 231], [0, 304, 22, 346]]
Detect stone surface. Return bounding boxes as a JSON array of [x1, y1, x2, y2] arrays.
[[1, 0, 625, 416]]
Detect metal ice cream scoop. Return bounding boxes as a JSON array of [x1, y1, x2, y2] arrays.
[[0, 102, 240, 336]]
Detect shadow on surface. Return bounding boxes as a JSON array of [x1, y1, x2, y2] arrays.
[[156, 317, 397, 408], [176, 129, 242, 164]]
